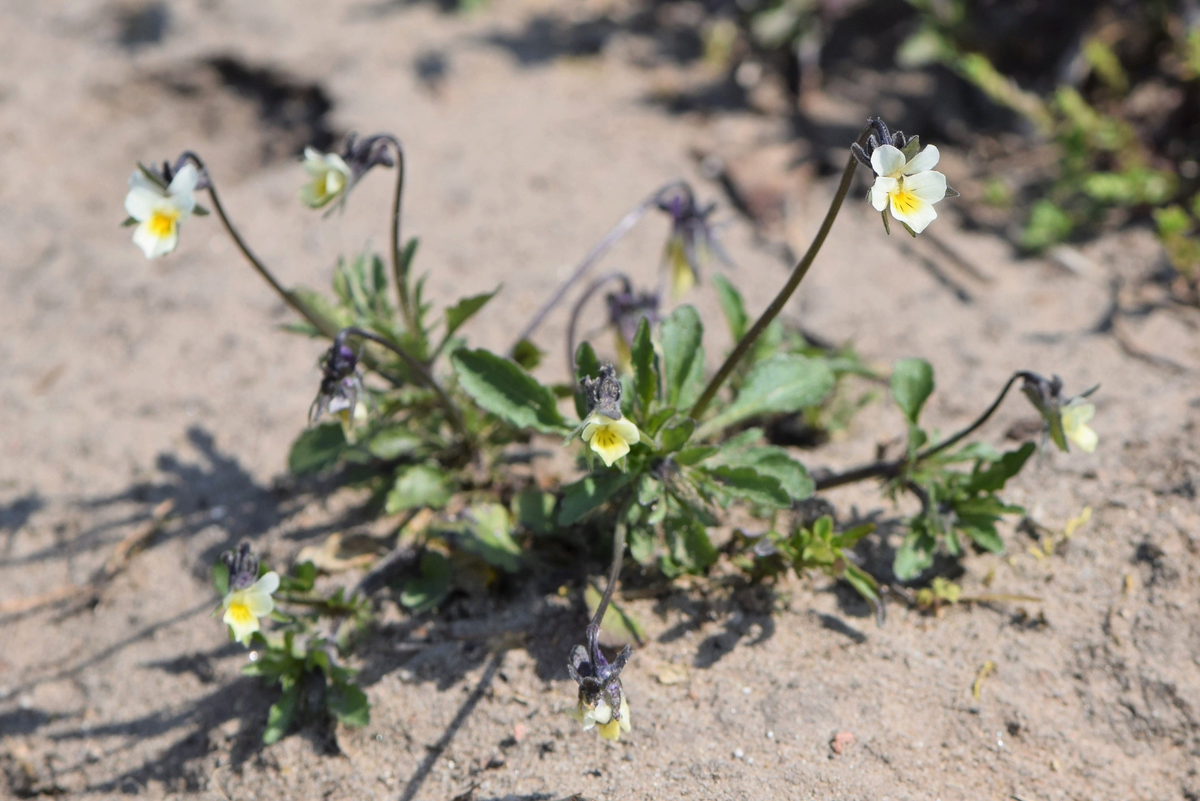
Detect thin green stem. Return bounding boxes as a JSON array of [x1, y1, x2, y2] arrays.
[[181, 152, 337, 337], [688, 124, 875, 420], [379, 135, 419, 337], [338, 327, 470, 446], [813, 371, 1033, 491], [589, 517, 629, 632]]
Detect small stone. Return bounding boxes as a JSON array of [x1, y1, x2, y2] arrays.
[[831, 731, 855, 755]]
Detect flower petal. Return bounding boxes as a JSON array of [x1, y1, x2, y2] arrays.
[[168, 163, 199, 197], [252, 571, 281, 596], [243, 589, 275, 617], [128, 168, 163, 194], [904, 170, 948, 204], [903, 144, 940, 174], [889, 193, 938, 234], [132, 219, 176, 258], [610, 417, 640, 445], [598, 719, 622, 741], [869, 177, 897, 212], [870, 144, 906, 178], [124, 186, 163, 221]]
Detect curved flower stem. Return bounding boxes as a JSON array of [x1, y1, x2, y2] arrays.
[[813, 370, 1035, 491], [566, 272, 632, 377], [336, 326, 470, 446], [508, 180, 689, 355], [377, 134, 418, 337], [180, 152, 338, 337], [589, 516, 629, 632], [687, 124, 876, 421]]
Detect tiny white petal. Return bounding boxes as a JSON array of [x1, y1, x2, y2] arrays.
[[869, 176, 897, 212], [168, 163, 200, 196], [904, 170, 948, 204], [253, 571, 281, 595], [903, 144, 940, 174], [890, 195, 937, 234], [128, 168, 161, 194], [124, 187, 162, 221], [870, 144, 907, 178]]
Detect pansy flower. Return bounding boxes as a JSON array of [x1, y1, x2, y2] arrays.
[[124, 162, 199, 258], [566, 623, 632, 741], [219, 543, 280, 646], [300, 147, 353, 209], [575, 365, 639, 467], [852, 118, 957, 236]]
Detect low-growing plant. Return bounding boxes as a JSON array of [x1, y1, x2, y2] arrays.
[[123, 115, 1097, 743]]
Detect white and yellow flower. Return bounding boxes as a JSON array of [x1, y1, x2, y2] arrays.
[[124, 163, 199, 258], [1061, 400, 1097, 453], [582, 413, 640, 467], [869, 143, 948, 235], [221, 571, 280, 646], [569, 693, 631, 741], [300, 147, 353, 209]]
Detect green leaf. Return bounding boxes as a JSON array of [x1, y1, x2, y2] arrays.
[[573, 342, 602, 419], [673, 446, 718, 466], [400, 550, 453, 612], [212, 562, 229, 596], [842, 563, 879, 602], [444, 288, 499, 340], [289, 423, 348, 475], [893, 524, 936, 581], [584, 585, 646, 646], [451, 348, 566, 434], [661, 305, 706, 411], [263, 683, 300, 744], [959, 520, 1004, 553], [513, 488, 557, 535], [512, 339, 543, 371], [968, 443, 1036, 493], [457, 503, 522, 572], [708, 445, 813, 500], [890, 358, 934, 425], [831, 522, 875, 549], [645, 407, 677, 438], [663, 516, 718, 576], [658, 418, 695, 453], [385, 464, 453, 513], [558, 471, 634, 526], [711, 274, 748, 341], [327, 681, 370, 728], [286, 286, 350, 338], [366, 426, 423, 460], [695, 355, 835, 438], [631, 317, 659, 417], [702, 465, 789, 508], [282, 561, 317, 593]]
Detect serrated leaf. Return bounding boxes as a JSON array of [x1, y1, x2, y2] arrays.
[[674, 446, 718, 466], [695, 355, 835, 439], [960, 520, 1004, 553], [385, 464, 452, 513], [558, 471, 634, 526], [708, 445, 813, 500], [661, 305, 705, 410], [631, 317, 659, 417], [289, 423, 348, 475], [891, 358, 934, 424], [711, 274, 748, 341], [444, 288, 499, 339], [451, 348, 566, 434]]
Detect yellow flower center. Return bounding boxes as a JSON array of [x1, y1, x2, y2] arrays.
[[147, 209, 179, 238], [889, 188, 921, 216], [226, 601, 254, 625], [590, 425, 623, 450]]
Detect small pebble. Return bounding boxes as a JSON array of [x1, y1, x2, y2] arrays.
[[733, 748, 744, 760]]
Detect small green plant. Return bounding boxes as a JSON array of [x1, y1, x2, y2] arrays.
[[124, 116, 1095, 746]]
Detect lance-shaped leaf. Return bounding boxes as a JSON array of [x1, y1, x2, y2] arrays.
[[711, 274, 748, 342], [631, 317, 660, 417], [661, 304, 706, 411], [452, 348, 566, 434], [558, 471, 635, 526], [695, 354, 834, 439], [443, 288, 499, 340]]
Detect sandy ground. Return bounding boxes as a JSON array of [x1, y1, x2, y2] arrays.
[[2, 1, 1199, 800]]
